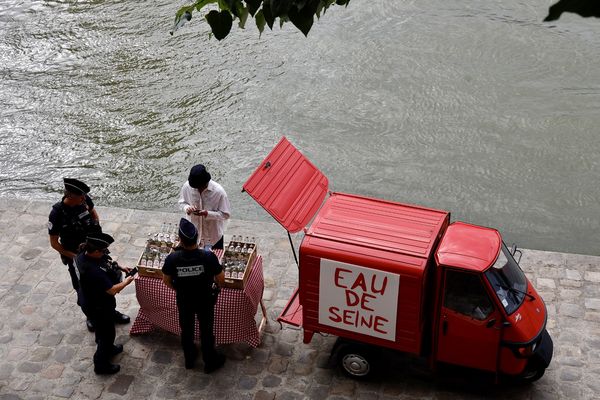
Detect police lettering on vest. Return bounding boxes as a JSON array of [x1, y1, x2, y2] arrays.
[[177, 264, 205, 277]]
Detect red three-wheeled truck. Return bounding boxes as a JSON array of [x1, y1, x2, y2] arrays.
[[243, 137, 553, 383]]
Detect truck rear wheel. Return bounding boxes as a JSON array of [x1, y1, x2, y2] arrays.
[[338, 344, 375, 379]]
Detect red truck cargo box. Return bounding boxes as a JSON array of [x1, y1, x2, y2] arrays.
[[300, 193, 449, 354]]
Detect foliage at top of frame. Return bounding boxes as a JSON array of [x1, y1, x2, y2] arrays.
[[171, 0, 351, 40], [170, 0, 599, 40]]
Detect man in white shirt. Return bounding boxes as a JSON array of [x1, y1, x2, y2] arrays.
[[178, 164, 231, 249]]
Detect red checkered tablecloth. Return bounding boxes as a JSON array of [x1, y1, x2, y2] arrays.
[[130, 252, 264, 347]]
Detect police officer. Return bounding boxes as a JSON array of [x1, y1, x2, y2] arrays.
[[162, 218, 226, 373], [48, 178, 130, 331], [76, 231, 135, 375]]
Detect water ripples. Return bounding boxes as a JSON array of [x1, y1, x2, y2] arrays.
[[1, 0, 599, 254]]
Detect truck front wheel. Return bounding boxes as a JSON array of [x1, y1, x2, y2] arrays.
[[517, 358, 546, 383], [338, 345, 375, 379]]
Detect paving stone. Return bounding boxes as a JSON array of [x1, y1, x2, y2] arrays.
[[277, 391, 305, 400], [151, 349, 173, 364], [559, 303, 584, 318], [40, 363, 65, 379], [262, 374, 282, 388], [29, 378, 56, 394], [0, 331, 13, 344], [559, 289, 581, 300], [248, 347, 270, 363], [268, 356, 289, 374], [585, 298, 600, 311], [253, 390, 275, 400], [155, 385, 178, 399], [560, 279, 583, 288], [242, 361, 266, 376], [274, 341, 294, 356], [0, 394, 25, 400], [54, 347, 76, 363], [238, 375, 258, 390], [584, 271, 600, 283], [565, 269, 582, 281], [330, 378, 356, 396], [17, 361, 43, 373], [108, 374, 134, 395], [0, 363, 15, 379], [306, 384, 330, 399], [38, 333, 64, 347], [7, 376, 32, 392], [186, 374, 211, 390], [6, 347, 27, 362], [144, 364, 166, 377], [537, 278, 556, 289], [560, 367, 582, 382], [53, 384, 75, 398]]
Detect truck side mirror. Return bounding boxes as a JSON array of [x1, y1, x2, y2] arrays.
[[511, 243, 523, 263], [486, 319, 496, 328]]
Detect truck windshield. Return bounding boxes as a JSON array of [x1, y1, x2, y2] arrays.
[[484, 242, 528, 315]]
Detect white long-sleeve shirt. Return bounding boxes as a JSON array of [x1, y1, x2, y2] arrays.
[[178, 180, 231, 246]]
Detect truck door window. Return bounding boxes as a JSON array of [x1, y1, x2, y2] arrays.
[[443, 270, 494, 321]]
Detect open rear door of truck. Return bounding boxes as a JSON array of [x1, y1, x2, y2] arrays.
[[242, 136, 329, 233], [243, 136, 329, 328]]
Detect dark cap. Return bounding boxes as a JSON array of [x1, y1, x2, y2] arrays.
[[86, 232, 114, 249], [178, 218, 198, 242], [63, 178, 90, 195], [188, 164, 211, 189]]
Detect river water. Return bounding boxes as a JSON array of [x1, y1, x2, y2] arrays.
[[1, 0, 599, 255]]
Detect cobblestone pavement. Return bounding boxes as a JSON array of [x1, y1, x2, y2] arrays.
[[1, 198, 599, 399]]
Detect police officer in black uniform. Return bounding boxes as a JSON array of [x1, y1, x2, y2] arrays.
[[48, 178, 130, 332], [76, 231, 135, 375], [162, 218, 226, 373]]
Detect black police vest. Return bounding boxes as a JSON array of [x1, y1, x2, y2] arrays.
[[53, 201, 98, 252]]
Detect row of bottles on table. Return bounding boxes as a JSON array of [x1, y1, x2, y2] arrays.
[[227, 235, 256, 254], [141, 247, 169, 268], [148, 222, 179, 248], [224, 258, 247, 279]]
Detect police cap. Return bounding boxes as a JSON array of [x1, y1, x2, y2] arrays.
[[63, 178, 90, 195], [86, 232, 114, 249], [178, 218, 198, 241], [188, 164, 211, 189]]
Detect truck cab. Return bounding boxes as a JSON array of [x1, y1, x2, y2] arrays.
[[434, 222, 552, 381], [243, 136, 552, 383]]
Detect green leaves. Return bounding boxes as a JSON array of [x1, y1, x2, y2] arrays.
[[289, 0, 320, 36], [205, 10, 233, 40], [255, 9, 266, 35], [269, 0, 292, 18], [246, 0, 262, 16], [171, 0, 353, 40], [544, 0, 600, 21]]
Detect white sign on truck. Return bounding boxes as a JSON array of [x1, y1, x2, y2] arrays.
[[318, 258, 400, 341]]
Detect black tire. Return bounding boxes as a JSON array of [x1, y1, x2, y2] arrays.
[[518, 359, 546, 383], [338, 344, 375, 379]]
